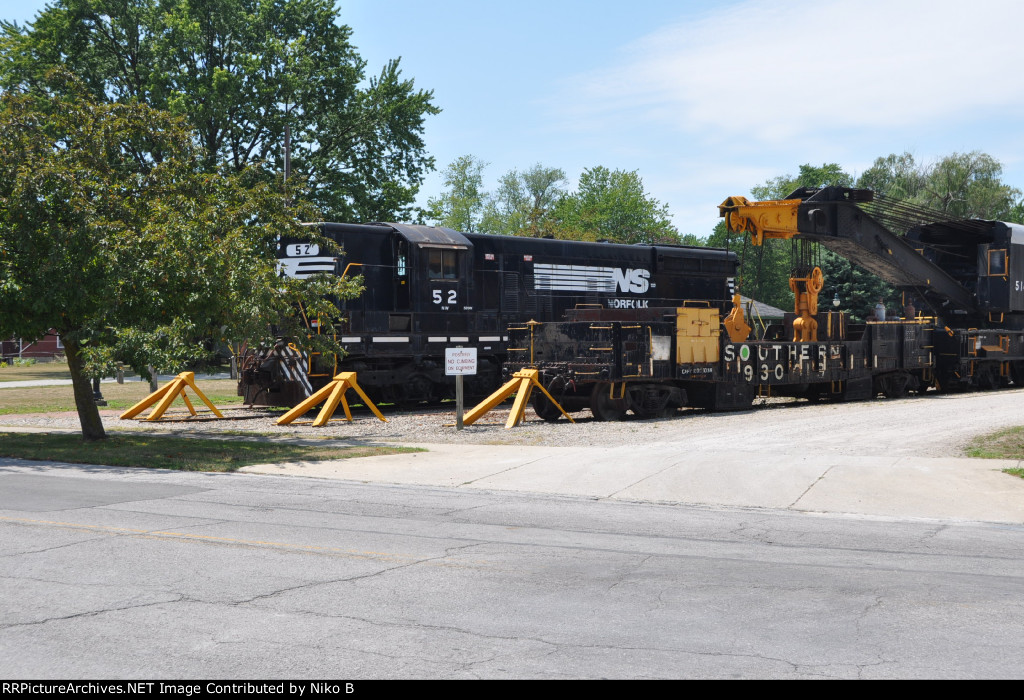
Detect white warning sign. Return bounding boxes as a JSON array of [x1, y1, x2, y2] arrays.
[[445, 347, 478, 376]]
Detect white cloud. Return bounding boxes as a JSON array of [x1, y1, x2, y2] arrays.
[[560, 0, 1024, 143]]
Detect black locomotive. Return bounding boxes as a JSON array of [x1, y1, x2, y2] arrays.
[[239, 223, 738, 406]]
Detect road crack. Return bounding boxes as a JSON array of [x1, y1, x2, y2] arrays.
[[788, 464, 837, 509], [234, 542, 488, 604], [0, 597, 183, 631]]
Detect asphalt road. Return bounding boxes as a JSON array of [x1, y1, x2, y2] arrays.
[[2, 462, 1023, 679]]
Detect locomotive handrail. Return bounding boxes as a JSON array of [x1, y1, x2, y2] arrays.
[[340, 262, 363, 278]]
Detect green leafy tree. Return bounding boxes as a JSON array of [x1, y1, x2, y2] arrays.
[[858, 151, 1022, 222], [857, 152, 927, 200], [551, 166, 679, 244], [0, 0, 439, 222], [1009, 199, 1024, 224], [425, 155, 489, 232], [818, 252, 900, 322], [0, 83, 358, 441], [751, 163, 853, 200], [480, 164, 567, 236], [920, 151, 1020, 220]]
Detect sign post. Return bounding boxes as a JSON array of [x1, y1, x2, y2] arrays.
[[445, 347, 478, 430]]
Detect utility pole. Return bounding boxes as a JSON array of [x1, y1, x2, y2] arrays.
[[283, 125, 292, 207]]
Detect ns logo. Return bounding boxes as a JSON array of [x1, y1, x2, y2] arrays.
[[613, 268, 651, 293]]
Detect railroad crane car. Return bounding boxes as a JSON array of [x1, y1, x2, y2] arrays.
[[511, 187, 1024, 420]]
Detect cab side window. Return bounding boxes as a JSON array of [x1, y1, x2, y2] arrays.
[[989, 249, 1007, 277], [428, 249, 459, 279]]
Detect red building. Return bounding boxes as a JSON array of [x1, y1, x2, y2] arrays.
[[1, 332, 63, 361]]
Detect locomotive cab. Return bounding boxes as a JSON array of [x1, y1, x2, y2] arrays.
[[900, 220, 1024, 326], [389, 224, 475, 333]]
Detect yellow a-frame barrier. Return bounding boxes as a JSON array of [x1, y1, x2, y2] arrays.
[[120, 372, 225, 422], [463, 369, 574, 429], [276, 372, 387, 427]]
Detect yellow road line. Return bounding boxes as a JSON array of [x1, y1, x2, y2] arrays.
[[0, 515, 497, 568]]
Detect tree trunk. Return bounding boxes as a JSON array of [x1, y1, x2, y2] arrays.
[[65, 340, 107, 441]]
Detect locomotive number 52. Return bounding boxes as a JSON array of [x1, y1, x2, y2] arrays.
[[432, 290, 457, 305]]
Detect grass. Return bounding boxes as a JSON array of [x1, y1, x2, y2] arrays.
[[0, 378, 243, 415], [966, 426, 1024, 479], [0, 361, 74, 383], [0, 432, 422, 471]]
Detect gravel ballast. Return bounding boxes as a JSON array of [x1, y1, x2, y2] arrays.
[[3, 388, 1023, 458]]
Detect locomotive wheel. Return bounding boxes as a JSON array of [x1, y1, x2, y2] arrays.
[[883, 385, 906, 399], [532, 393, 564, 422], [878, 373, 909, 399], [974, 364, 1001, 391], [1012, 362, 1024, 387], [396, 374, 434, 409], [533, 376, 568, 422], [625, 385, 666, 419], [590, 383, 627, 421]]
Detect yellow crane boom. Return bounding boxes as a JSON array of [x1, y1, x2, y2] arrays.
[[718, 195, 823, 342], [718, 195, 803, 246]]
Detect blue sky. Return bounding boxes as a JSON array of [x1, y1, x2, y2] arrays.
[[6, 0, 1024, 237]]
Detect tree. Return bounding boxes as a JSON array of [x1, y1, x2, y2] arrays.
[[857, 152, 927, 201], [0, 83, 358, 441], [751, 163, 854, 201], [480, 164, 567, 236], [678, 233, 705, 247], [427, 160, 676, 241], [551, 166, 679, 244], [858, 151, 1022, 221], [0, 0, 439, 222], [919, 151, 1020, 220], [818, 251, 899, 322], [425, 155, 489, 233]]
